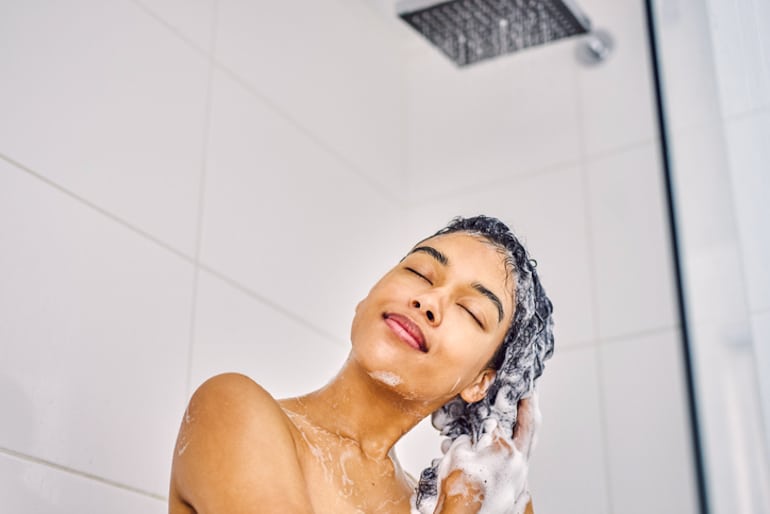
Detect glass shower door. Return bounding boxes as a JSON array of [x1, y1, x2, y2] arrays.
[[648, 0, 770, 511]]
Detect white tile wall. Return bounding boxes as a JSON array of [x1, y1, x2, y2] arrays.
[[0, 0, 705, 511], [190, 270, 349, 398], [587, 142, 679, 339], [132, 0, 217, 52], [0, 452, 166, 514], [529, 346, 610, 514], [724, 110, 770, 313], [405, 41, 581, 200], [599, 329, 698, 514], [0, 0, 210, 256], [214, 0, 405, 194], [200, 70, 405, 344], [0, 161, 193, 496], [405, 165, 596, 348], [577, 0, 658, 156]]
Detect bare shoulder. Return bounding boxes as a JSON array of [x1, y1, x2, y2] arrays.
[[170, 373, 313, 514]]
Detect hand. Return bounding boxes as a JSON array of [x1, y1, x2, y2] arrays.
[[435, 392, 541, 514], [513, 393, 541, 461]]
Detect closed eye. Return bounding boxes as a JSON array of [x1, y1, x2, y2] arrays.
[[460, 304, 484, 329], [406, 267, 433, 285]]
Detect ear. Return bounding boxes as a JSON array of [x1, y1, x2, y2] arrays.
[[459, 369, 496, 403]]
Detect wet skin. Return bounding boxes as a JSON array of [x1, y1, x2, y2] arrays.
[[169, 233, 534, 513]]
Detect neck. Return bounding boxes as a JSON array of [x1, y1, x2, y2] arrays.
[[286, 356, 440, 461]]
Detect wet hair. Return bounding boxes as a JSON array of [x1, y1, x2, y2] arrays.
[[414, 215, 555, 509]]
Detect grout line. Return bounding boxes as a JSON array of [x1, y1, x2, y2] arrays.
[[409, 156, 584, 207], [32, 0, 354, 387], [572, 57, 615, 514], [129, 0, 661, 231], [0, 152, 195, 266], [405, 133, 660, 208], [186, 265, 201, 397], [127, 0, 210, 57], [130, 0, 404, 210], [400, 34, 413, 245], [209, 61, 406, 209], [0, 446, 167, 502], [552, 339, 598, 353], [596, 323, 682, 346], [553, 323, 684, 354], [184, 0, 220, 398], [581, 135, 660, 164], [400, 33, 411, 215], [592, 344, 614, 514], [0, 151, 347, 360], [197, 263, 345, 349], [667, 104, 769, 136], [723, 102, 770, 123]]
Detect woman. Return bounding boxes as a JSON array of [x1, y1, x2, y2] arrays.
[[169, 216, 554, 513]]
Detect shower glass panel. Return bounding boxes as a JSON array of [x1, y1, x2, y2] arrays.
[[648, 0, 770, 512]]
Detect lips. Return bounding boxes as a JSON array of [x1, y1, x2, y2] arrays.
[[383, 313, 428, 352]]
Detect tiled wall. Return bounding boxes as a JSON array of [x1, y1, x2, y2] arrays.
[[1, 0, 703, 512], [0, 0, 405, 510]]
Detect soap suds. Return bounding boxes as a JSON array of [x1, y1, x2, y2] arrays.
[[369, 370, 402, 387], [411, 415, 537, 514]]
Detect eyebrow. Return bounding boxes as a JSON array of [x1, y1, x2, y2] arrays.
[[473, 283, 504, 323], [410, 246, 448, 265], [409, 245, 505, 324]]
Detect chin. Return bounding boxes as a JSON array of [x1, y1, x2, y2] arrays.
[[352, 334, 396, 366]]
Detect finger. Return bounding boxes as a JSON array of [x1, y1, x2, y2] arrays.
[[512, 397, 533, 454], [513, 391, 541, 458], [512, 488, 532, 514]]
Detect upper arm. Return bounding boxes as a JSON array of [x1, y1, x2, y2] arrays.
[[170, 373, 313, 514]]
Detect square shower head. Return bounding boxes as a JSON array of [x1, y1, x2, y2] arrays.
[[398, 0, 591, 67]]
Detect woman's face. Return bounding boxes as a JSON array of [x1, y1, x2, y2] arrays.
[[350, 232, 515, 406]]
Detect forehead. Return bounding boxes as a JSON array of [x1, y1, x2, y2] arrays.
[[412, 232, 515, 299], [416, 231, 505, 261]]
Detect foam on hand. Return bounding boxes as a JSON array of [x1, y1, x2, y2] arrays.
[[411, 418, 533, 514]]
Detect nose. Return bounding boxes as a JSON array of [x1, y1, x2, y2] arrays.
[[411, 294, 441, 325]]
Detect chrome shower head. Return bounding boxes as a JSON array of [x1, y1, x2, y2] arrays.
[[398, 0, 592, 67]]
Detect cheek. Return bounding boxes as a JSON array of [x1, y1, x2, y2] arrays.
[[435, 328, 500, 378]]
